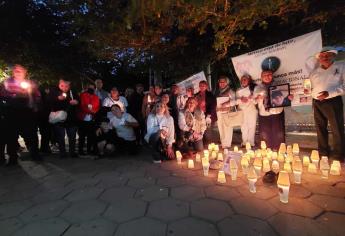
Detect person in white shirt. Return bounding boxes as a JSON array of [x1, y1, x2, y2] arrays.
[[145, 102, 175, 163], [236, 74, 257, 148], [109, 104, 139, 154], [306, 47, 345, 161], [215, 76, 236, 149], [254, 70, 293, 150], [103, 87, 128, 119], [178, 97, 206, 156]]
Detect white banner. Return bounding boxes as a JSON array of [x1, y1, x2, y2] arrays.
[[231, 30, 322, 106], [177, 71, 207, 94]]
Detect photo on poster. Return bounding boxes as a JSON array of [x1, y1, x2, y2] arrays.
[[268, 83, 291, 108]]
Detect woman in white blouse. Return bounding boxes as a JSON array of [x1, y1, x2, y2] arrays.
[[145, 102, 175, 163]]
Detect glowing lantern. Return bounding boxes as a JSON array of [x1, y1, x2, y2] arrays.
[[277, 171, 290, 203], [330, 160, 341, 176], [233, 146, 239, 152], [260, 141, 267, 150], [217, 153, 224, 161], [195, 153, 201, 162], [253, 157, 262, 176], [310, 150, 320, 168], [188, 159, 194, 169], [262, 158, 271, 172], [271, 160, 280, 173], [223, 148, 229, 156], [217, 170, 226, 184], [303, 155, 310, 167], [278, 143, 286, 154], [320, 156, 330, 179], [176, 151, 182, 164], [241, 156, 249, 174], [247, 166, 258, 193], [211, 151, 217, 160], [292, 159, 303, 184], [271, 151, 278, 160], [278, 153, 285, 163], [202, 161, 210, 176], [308, 162, 317, 174], [245, 142, 251, 151], [292, 143, 300, 155], [283, 162, 292, 173], [230, 159, 238, 180]]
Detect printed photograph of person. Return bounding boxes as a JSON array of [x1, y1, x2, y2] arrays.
[[269, 84, 292, 107]]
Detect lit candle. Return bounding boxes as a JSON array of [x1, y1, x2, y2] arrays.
[[247, 166, 258, 193], [202, 161, 210, 176], [277, 171, 290, 203], [286, 145, 293, 155], [208, 144, 213, 152], [255, 149, 262, 158], [285, 153, 293, 163], [320, 156, 330, 179], [266, 149, 272, 160], [188, 159, 194, 169], [310, 150, 320, 168], [253, 157, 262, 176], [62, 92, 67, 98], [261, 149, 267, 158], [330, 160, 341, 176], [214, 145, 219, 152], [20, 81, 30, 89], [230, 159, 238, 180], [308, 162, 317, 174], [260, 141, 267, 150], [233, 146, 239, 152], [283, 162, 292, 173], [262, 158, 271, 172], [247, 150, 255, 159], [271, 151, 278, 160], [292, 143, 300, 155], [245, 142, 251, 151], [211, 151, 217, 160], [278, 143, 286, 154], [203, 150, 209, 158], [292, 159, 303, 184], [278, 153, 285, 163], [217, 170, 226, 184], [217, 153, 223, 161], [303, 155, 310, 167], [271, 160, 280, 173], [176, 151, 182, 164], [241, 156, 249, 174], [195, 153, 201, 162]]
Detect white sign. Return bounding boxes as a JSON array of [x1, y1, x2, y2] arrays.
[[177, 71, 207, 95], [231, 30, 322, 106]]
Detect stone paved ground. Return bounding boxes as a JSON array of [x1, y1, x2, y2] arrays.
[[1, 135, 345, 236]]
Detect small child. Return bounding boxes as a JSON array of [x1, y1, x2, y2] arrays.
[[95, 117, 115, 159]]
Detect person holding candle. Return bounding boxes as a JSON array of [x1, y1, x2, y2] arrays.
[[254, 70, 293, 150], [236, 74, 257, 148], [178, 97, 206, 157], [305, 47, 345, 162], [142, 84, 163, 120], [145, 102, 175, 163], [215, 76, 237, 149], [50, 79, 79, 158]]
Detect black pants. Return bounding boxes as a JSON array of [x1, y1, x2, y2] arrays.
[[258, 111, 285, 151], [54, 123, 77, 155], [149, 132, 167, 161], [313, 97, 345, 160], [38, 118, 52, 152], [0, 120, 18, 162], [78, 121, 96, 153]]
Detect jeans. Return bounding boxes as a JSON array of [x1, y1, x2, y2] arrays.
[[54, 124, 78, 155]]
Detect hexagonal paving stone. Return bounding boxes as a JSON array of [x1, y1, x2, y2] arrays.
[[64, 187, 104, 202], [12, 217, 69, 236], [231, 197, 278, 219], [104, 199, 146, 223], [63, 218, 117, 236], [171, 185, 205, 201], [0, 218, 24, 236], [66, 178, 101, 190], [147, 198, 189, 222], [157, 176, 186, 187], [167, 217, 218, 236], [120, 170, 146, 179], [317, 212, 345, 236], [100, 186, 136, 203], [0, 186, 44, 203], [218, 215, 276, 236], [185, 176, 214, 187], [96, 176, 128, 189], [31, 187, 73, 204], [268, 213, 335, 236], [304, 183, 345, 198], [237, 185, 277, 200], [160, 161, 181, 171], [115, 217, 166, 236], [335, 182, 345, 189], [269, 197, 323, 218], [60, 200, 107, 223], [39, 175, 72, 189], [309, 194, 345, 213], [0, 200, 33, 220], [289, 185, 312, 198], [19, 200, 70, 223], [146, 169, 170, 178], [191, 198, 233, 222], [205, 185, 241, 201], [220, 177, 246, 187], [127, 177, 156, 188], [171, 169, 198, 178], [135, 186, 169, 202]]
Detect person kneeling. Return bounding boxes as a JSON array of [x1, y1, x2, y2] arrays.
[[178, 97, 206, 157], [109, 104, 139, 155], [95, 118, 115, 159], [145, 102, 175, 163]]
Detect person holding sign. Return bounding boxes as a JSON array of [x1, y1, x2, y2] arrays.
[[215, 76, 237, 149], [236, 74, 257, 148], [306, 47, 345, 161]]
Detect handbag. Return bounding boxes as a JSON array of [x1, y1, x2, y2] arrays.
[[223, 106, 243, 127], [49, 110, 68, 124]]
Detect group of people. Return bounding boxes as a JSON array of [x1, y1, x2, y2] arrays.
[[0, 47, 344, 166]]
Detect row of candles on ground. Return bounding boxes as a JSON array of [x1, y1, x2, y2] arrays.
[[175, 142, 342, 204]]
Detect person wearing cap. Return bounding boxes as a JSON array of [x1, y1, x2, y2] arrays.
[[306, 46, 345, 161]]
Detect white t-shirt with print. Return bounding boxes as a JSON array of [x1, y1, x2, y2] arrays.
[[109, 113, 137, 141]]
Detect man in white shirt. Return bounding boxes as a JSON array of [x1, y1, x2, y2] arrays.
[[103, 87, 128, 119], [307, 47, 345, 161]]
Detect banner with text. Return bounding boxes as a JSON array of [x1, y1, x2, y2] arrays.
[[177, 71, 207, 95], [231, 30, 322, 106]]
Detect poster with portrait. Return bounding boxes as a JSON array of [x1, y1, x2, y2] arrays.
[[268, 83, 291, 108]]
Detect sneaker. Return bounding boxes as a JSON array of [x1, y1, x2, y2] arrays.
[[153, 160, 162, 164]]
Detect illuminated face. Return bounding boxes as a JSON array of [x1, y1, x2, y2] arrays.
[[59, 80, 70, 93], [187, 99, 197, 111], [155, 103, 165, 115], [240, 76, 250, 88], [199, 83, 208, 92], [318, 52, 336, 68], [154, 86, 162, 95], [186, 88, 194, 97], [218, 78, 228, 89], [111, 105, 122, 117], [161, 94, 169, 105], [261, 71, 273, 84], [272, 95, 284, 106], [12, 65, 27, 81], [110, 89, 119, 99]]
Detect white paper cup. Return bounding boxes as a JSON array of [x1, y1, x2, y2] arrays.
[[176, 156, 182, 164], [321, 169, 329, 179], [202, 163, 210, 176], [278, 185, 290, 203], [230, 168, 238, 180], [248, 179, 257, 193], [293, 171, 302, 184]]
